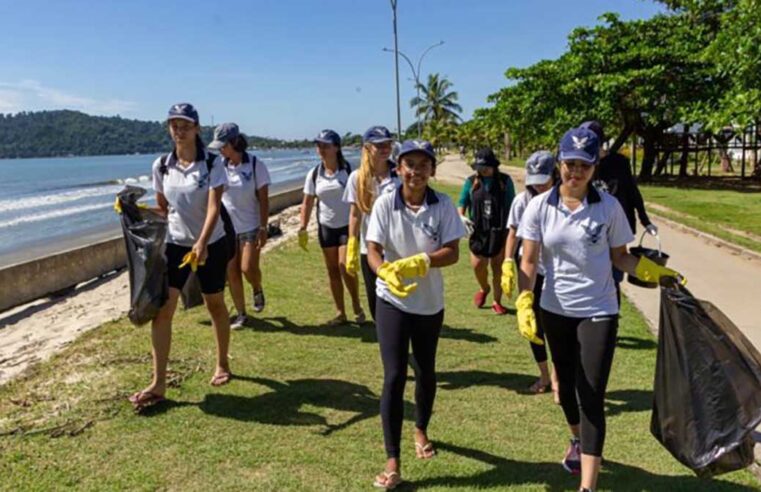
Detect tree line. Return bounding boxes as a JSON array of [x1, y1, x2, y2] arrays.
[[458, 0, 760, 180], [0, 110, 318, 159]]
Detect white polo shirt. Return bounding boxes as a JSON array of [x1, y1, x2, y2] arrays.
[[152, 149, 228, 247], [517, 185, 633, 318], [508, 190, 545, 276], [221, 152, 271, 234], [366, 186, 466, 315], [303, 164, 351, 229], [342, 164, 400, 254]]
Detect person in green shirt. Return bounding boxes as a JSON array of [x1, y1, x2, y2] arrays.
[[457, 148, 516, 314]]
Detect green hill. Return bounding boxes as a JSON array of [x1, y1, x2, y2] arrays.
[[0, 110, 309, 158]]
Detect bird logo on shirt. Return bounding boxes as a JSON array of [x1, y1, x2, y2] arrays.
[[196, 172, 210, 189], [240, 170, 253, 182], [420, 222, 440, 243], [581, 222, 605, 245], [572, 136, 589, 150]]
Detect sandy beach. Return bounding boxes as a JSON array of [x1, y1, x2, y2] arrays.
[[0, 201, 315, 386]]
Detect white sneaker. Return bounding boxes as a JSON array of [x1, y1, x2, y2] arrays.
[[231, 314, 247, 330]]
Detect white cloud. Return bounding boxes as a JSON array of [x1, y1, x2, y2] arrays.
[[0, 80, 136, 115]]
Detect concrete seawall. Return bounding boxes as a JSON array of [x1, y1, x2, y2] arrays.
[[0, 183, 304, 312]]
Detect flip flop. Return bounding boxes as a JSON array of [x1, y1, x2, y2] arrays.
[[529, 379, 551, 394], [128, 391, 165, 411], [373, 471, 402, 489], [415, 441, 436, 459], [210, 372, 233, 387]]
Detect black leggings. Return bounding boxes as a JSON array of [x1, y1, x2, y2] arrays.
[[361, 254, 378, 320], [541, 309, 618, 457], [376, 298, 443, 459], [529, 274, 548, 364]]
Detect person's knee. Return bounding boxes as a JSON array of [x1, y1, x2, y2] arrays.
[[204, 293, 228, 315]]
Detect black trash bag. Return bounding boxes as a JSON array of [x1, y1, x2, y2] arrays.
[[651, 280, 761, 477], [117, 186, 169, 326], [180, 272, 204, 310]]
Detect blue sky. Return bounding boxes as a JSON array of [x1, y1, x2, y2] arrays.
[[0, 0, 663, 139]]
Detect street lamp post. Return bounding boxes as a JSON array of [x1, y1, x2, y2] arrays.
[[390, 0, 402, 140], [383, 41, 444, 138]]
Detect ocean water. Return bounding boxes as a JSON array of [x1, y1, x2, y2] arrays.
[[0, 149, 358, 257]]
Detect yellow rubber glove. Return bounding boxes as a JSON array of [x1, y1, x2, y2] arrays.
[[298, 229, 308, 251], [634, 256, 686, 285], [515, 291, 543, 345], [114, 197, 149, 214], [179, 252, 205, 272], [377, 262, 418, 298], [500, 258, 517, 299], [346, 236, 360, 277], [390, 253, 430, 279]]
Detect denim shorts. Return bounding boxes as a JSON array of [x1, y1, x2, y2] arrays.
[[237, 228, 260, 244]]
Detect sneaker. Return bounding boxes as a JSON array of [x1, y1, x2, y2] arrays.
[[562, 437, 581, 475], [473, 288, 490, 308], [491, 302, 508, 315], [253, 290, 265, 313], [230, 313, 247, 330]]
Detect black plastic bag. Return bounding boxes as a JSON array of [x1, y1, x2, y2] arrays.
[[117, 186, 168, 326], [180, 272, 204, 310], [651, 281, 761, 477]]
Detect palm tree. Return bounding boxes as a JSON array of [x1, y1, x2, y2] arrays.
[[410, 73, 463, 125]]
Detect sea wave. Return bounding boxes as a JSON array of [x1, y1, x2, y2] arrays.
[[0, 202, 114, 229], [0, 176, 152, 213]]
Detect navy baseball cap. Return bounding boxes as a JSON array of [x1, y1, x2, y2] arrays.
[[167, 103, 199, 124], [208, 122, 240, 150], [397, 139, 436, 165], [525, 150, 556, 186], [579, 120, 605, 143], [472, 148, 500, 170], [313, 129, 341, 146], [558, 127, 600, 164], [362, 125, 393, 144]]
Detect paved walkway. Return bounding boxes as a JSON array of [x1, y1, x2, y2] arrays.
[[436, 154, 761, 350]]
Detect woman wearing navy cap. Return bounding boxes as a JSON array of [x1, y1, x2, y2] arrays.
[[366, 139, 466, 489], [208, 123, 271, 329], [457, 147, 515, 314], [299, 129, 365, 325], [515, 127, 684, 491], [343, 125, 400, 321], [129, 103, 233, 411]]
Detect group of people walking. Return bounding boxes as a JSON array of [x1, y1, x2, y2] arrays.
[[127, 103, 685, 492]]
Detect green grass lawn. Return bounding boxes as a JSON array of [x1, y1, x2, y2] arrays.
[[640, 184, 761, 254], [0, 184, 758, 491]]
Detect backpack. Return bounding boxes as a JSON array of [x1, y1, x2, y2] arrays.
[[310, 160, 352, 225]]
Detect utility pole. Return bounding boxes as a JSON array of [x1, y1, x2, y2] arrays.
[[390, 0, 402, 139]]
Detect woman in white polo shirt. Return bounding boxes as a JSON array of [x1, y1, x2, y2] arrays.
[[516, 127, 684, 492], [129, 103, 233, 411], [366, 139, 465, 489], [299, 129, 365, 325], [207, 123, 271, 329], [343, 125, 400, 321], [502, 150, 557, 395]]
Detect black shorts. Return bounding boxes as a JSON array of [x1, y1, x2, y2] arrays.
[[469, 229, 508, 258], [166, 237, 229, 294], [318, 224, 349, 248]]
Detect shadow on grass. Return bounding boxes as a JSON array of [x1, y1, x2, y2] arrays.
[[436, 370, 537, 394], [210, 317, 498, 345], [405, 442, 758, 491], [605, 389, 652, 416], [197, 376, 414, 436], [616, 336, 657, 350]]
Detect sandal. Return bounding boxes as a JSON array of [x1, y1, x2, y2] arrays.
[[529, 379, 551, 394], [326, 314, 347, 326], [355, 309, 366, 324], [128, 391, 165, 411], [210, 372, 233, 387], [373, 470, 402, 489], [415, 441, 436, 459]]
